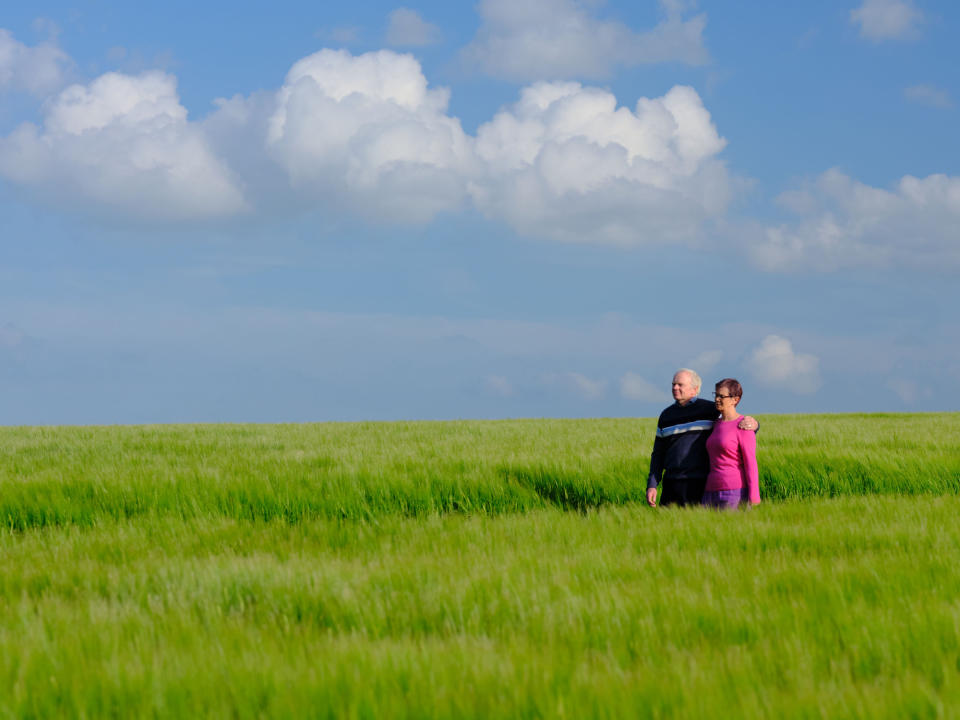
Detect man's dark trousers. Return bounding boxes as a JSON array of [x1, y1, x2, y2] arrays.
[[659, 476, 706, 507]]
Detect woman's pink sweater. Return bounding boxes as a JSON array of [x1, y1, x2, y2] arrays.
[[704, 416, 760, 504]]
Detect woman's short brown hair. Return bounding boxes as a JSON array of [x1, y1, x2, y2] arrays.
[[715, 378, 743, 399]]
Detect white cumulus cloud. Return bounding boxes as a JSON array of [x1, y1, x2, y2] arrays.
[[748, 335, 821, 394], [752, 168, 960, 271], [0, 46, 740, 243], [0, 28, 71, 96], [620, 372, 667, 403], [850, 0, 922, 41], [266, 49, 474, 224], [0, 70, 246, 221], [387, 8, 441, 47], [471, 82, 731, 245], [462, 0, 708, 82]]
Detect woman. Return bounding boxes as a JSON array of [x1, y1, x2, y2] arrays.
[[702, 378, 760, 509]]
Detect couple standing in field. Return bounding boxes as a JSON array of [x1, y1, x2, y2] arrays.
[[646, 369, 760, 510]]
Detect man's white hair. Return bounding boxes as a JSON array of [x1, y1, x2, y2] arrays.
[[675, 368, 702, 392]]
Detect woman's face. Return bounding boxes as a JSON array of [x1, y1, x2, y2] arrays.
[[714, 388, 740, 412]]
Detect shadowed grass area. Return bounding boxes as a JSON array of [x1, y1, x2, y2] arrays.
[[1, 414, 958, 529]]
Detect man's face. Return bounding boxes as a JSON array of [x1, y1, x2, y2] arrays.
[[672, 372, 699, 405]]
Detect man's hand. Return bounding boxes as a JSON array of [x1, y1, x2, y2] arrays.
[[646, 488, 658, 507], [738, 415, 758, 431]]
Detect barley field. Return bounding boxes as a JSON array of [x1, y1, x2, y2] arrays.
[[1, 414, 958, 718]]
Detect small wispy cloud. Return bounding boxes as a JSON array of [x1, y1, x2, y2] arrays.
[[796, 27, 820, 49], [315, 25, 362, 45], [31, 17, 62, 40], [106, 46, 128, 62], [542, 371, 607, 400], [850, 0, 922, 42], [904, 84, 952, 108], [885, 378, 917, 404], [619, 373, 667, 403], [0, 322, 26, 349], [387, 8, 441, 47], [688, 350, 723, 374], [0, 27, 72, 96], [462, 0, 708, 82], [485, 375, 514, 397]]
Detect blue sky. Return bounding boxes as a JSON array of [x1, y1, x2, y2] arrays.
[[1, 0, 957, 424]]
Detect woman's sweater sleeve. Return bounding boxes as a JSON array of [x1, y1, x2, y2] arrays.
[[739, 428, 760, 504]]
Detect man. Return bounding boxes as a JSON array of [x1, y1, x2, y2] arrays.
[[646, 369, 757, 507]]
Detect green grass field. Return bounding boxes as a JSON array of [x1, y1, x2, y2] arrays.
[[1, 414, 958, 718]]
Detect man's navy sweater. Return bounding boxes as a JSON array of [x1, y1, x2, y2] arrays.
[[647, 398, 718, 490]]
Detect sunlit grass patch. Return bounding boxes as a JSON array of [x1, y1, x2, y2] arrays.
[[0, 496, 958, 717], [0, 415, 958, 716]]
